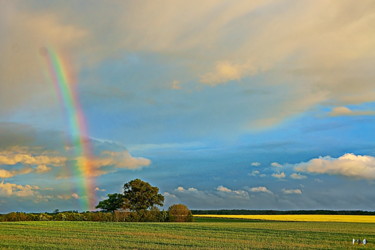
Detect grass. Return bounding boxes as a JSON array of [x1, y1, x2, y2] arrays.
[[0, 217, 374, 249]]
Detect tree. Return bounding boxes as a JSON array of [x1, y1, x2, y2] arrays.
[[168, 204, 193, 222], [95, 193, 124, 212], [123, 179, 164, 211]]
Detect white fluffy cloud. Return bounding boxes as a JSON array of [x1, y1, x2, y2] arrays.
[[0, 148, 67, 178], [0, 150, 67, 167], [295, 153, 375, 180], [176, 186, 198, 192], [216, 185, 249, 198], [0, 181, 41, 197], [216, 185, 232, 193], [272, 172, 286, 179], [271, 162, 282, 168], [290, 173, 307, 180], [249, 186, 273, 194], [282, 188, 302, 195], [251, 162, 261, 167]]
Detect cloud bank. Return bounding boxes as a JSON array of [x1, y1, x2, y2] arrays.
[[295, 153, 375, 180]]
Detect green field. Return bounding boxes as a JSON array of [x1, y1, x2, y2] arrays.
[[0, 217, 374, 249]]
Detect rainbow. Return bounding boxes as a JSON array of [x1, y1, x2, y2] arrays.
[[42, 47, 96, 211]]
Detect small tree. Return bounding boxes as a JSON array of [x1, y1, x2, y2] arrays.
[[168, 204, 193, 222], [123, 179, 164, 211], [96, 193, 124, 212]]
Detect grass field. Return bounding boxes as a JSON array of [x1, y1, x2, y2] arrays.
[[194, 214, 375, 223], [0, 217, 374, 249]]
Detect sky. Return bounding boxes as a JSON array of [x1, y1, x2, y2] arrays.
[[1, 0, 375, 213]]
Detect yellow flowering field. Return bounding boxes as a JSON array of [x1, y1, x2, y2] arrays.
[[194, 214, 375, 223]]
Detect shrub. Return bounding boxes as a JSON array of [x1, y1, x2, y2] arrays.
[[113, 211, 130, 222], [53, 213, 67, 221], [2, 212, 34, 221], [38, 213, 52, 221], [168, 204, 193, 222]]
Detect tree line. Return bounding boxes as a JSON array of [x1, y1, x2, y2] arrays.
[[0, 179, 192, 222]]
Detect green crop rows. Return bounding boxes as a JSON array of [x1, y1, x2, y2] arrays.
[[0, 217, 374, 249]]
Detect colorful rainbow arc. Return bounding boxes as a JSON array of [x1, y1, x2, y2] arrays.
[[43, 48, 96, 211]]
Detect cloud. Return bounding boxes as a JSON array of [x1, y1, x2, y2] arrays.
[[87, 151, 151, 176], [176, 186, 198, 192], [272, 172, 286, 179], [249, 186, 273, 194], [0, 123, 37, 148], [2, 0, 375, 132], [0, 2, 87, 114], [0, 181, 41, 197], [290, 173, 307, 180], [0, 148, 67, 178], [329, 106, 375, 117], [216, 185, 232, 193], [249, 170, 260, 176], [0, 169, 15, 178], [216, 185, 249, 198], [0, 150, 67, 167], [295, 153, 375, 180], [35, 165, 52, 173], [200, 61, 257, 85], [0, 143, 151, 178], [71, 193, 80, 199], [251, 162, 261, 167], [57, 193, 80, 200], [271, 162, 282, 168], [163, 192, 177, 198], [171, 80, 182, 90], [95, 187, 106, 192], [0, 167, 48, 179], [249, 170, 267, 177], [282, 188, 302, 195]]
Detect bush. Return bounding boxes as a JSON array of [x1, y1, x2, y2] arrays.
[[2, 212, 34, 221], [113, 211, 130, 222], [54, 213, 67, 221], [168, 204, 193, 222], [38, 213, 52, 221]]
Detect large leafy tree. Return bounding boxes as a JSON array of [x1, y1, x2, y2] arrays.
[[123, 179, 164, 211], [95, 179, 165, 212], [95, 193, 124, 212]]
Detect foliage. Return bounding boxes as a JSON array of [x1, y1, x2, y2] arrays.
[[123, 179, 164, 211], [95, 193, 124, 212], [168, 204, 193, 222], [0, 219, 374, 249], [95, 179, 165, 213], [0, 210, 170, 222]]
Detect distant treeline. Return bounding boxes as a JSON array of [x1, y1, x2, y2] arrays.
[[0, 209, 192, 222], [192, 210, 375, 215]]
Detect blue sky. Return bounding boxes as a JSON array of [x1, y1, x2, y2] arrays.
[[1, 0, 375, 212]]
